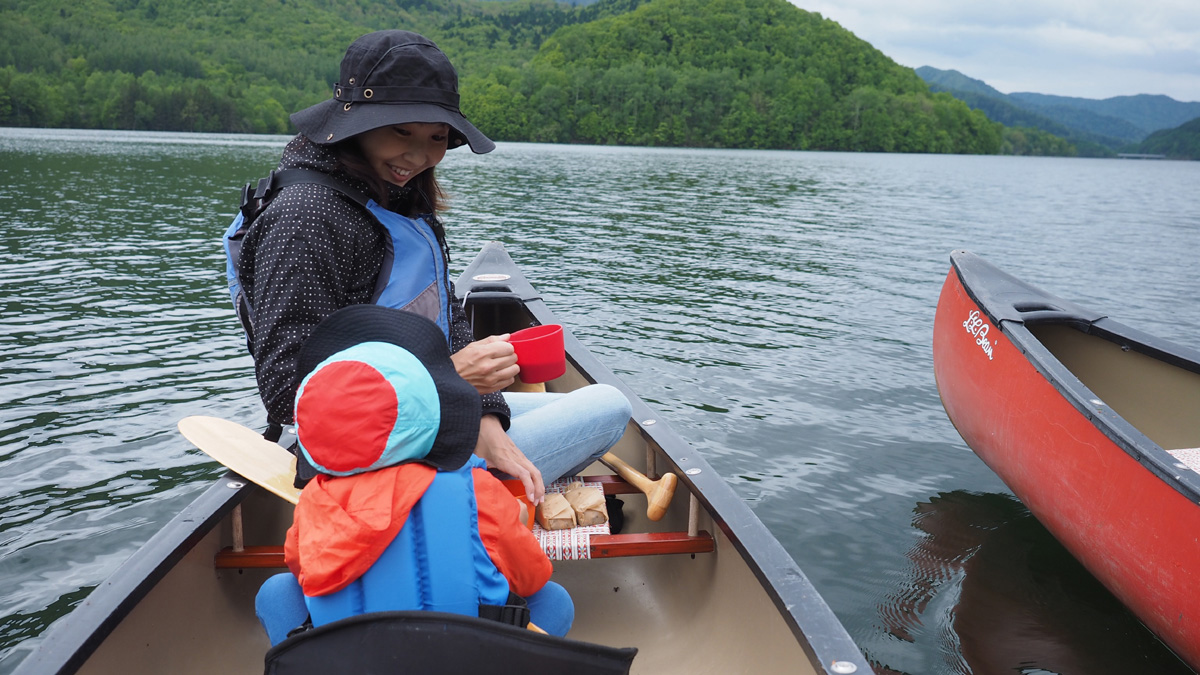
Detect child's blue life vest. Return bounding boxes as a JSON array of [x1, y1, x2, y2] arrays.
[[223, 169, 452, 348], [303, 457, 516, 626]]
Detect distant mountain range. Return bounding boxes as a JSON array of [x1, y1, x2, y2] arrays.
[[916, 66, 1200, 156]]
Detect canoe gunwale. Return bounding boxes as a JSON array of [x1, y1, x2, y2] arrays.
[[952, 250, 1200, 376], [949, 249, 1200, 506], [14, 477, 251, 675], [529, 293, 851, 664]]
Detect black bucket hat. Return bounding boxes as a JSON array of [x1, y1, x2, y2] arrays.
[[296, 305, 481, 473], [290, 30, 495, 154]]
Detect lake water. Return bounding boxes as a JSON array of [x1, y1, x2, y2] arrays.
[[1, 127, 1198, 674]]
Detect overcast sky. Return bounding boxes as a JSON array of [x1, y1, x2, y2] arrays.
[[796, 0, 1200, 102]]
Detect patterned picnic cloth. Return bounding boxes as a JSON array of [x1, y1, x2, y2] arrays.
[[533, 479, 609, 561]]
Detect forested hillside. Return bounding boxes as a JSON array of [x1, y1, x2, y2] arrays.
[[0, 0, 587, 133], [1135, 117, 1200, 160], [463, 0, 1000, 152], [915, 67, 1130, 156], [2, 0, 1060, 154]]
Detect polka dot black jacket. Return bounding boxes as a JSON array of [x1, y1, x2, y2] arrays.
[[237, 134, 511, 428]]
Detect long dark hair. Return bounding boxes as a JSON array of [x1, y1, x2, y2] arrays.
[[331, 140, 446, 216]]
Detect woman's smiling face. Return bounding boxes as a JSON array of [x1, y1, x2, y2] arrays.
[[357, 122, 450, 187]]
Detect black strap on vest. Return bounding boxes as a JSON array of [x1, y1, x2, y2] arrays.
[[239, 169, 371, 223], [231, 168, 372, 346], [232, 169, 371, 451], [477, 591, 531, 629]]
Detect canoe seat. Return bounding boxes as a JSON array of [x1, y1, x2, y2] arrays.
[[264, 610, 636, 674]]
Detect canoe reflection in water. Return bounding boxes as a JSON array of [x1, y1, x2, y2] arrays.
[[875, 491, 1193, 675]]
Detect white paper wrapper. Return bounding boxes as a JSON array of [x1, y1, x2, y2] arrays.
[[532, 479, 611, 560], [536, 493, 577, 530], [563, 484, 608, 526]]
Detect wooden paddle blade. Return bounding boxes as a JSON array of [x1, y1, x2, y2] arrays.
[[178, 416, 301, 505]]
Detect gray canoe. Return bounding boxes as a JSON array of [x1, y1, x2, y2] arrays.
[[15, 242, 868, 675]]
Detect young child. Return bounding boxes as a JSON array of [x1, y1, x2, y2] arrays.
[[255, 304, 573, 644]]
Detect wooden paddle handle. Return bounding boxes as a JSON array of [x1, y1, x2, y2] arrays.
[[600, 452, 677, 521]]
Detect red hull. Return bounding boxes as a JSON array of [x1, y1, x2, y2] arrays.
[[933, 266, 1200, 669]]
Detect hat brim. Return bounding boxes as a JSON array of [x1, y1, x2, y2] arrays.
[[297, 305, 481, 472], [291, 99, 495, 154]]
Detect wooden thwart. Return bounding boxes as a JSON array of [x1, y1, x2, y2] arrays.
[[588, 531, 713, 558], [178, 416, 713, 568], [586, 474, 644, 495], [216, 531, 713, 569]]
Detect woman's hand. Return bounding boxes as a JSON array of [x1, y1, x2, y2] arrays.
[[451, 335, 519, 394], [475, 414, 545, 505]]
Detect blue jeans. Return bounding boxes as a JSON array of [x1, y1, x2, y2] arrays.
[[503, 384, 632, 484]]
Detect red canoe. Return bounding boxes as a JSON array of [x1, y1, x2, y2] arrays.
[[932, 250, 1200, 669]]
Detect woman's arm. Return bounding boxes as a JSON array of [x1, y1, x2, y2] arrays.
[[474, 414, 545, 505], [447, 282, 513, 426], [450, 335, 519, 393]]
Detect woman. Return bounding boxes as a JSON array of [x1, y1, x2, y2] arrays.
[[232, 30, 631, 505]]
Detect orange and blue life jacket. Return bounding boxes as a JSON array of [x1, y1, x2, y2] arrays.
[[302, 457, 514, 626]]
